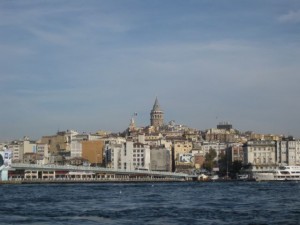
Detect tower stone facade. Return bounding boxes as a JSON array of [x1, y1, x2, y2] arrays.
[[150, 97, 164, 128]]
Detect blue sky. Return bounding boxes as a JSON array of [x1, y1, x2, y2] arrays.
[[1, 0, 300, 140]]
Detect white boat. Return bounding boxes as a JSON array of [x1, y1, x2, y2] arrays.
[[253, 166, 300, 181], [237, 174, 249, 180]]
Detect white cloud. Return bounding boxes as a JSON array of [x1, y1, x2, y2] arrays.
[[278, 10, 300, 23]]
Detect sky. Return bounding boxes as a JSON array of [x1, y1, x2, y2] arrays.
[[1, 0, 300, 140]]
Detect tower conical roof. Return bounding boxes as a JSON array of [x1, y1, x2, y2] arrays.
[[152, 97, 162, 111]]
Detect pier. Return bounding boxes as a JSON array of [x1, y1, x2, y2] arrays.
[[1, 163, 193, 184]]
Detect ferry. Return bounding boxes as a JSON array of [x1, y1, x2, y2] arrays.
[[253, 166, 300, 181]]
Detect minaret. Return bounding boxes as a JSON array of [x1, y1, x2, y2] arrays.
[[150, 97, 164, 128]]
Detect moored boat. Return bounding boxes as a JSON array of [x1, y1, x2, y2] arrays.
[[253, 166, 300, 181]]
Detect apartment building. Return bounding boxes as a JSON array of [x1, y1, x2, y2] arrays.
[[105, 141, 150, 170], [243, 140, 277, 171]]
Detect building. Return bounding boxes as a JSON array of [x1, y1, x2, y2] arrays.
[[41, 130, 78, 155], [200, 141, 227, 160], [82, 140, 104, 166], [205, 128, 238, 143], [70, 141, 82, 158], [276, 140, 300, 166], [227, 145, 244, 162], [243, 140, 277, 172], [194, 154, 205, 169], [9, 141, 22, 163], [217, 122, 233, 131], [21, 137, 37, 154], [150, 148, 171, 171], [105, 141, 150, 170], [150, 97, 164, 129], [36, 143, 49, 165], [173, 140, 193, 162]]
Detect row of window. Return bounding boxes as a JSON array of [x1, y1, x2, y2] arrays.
[[276, 176, 300, 179], [133, 158, 144, 162], [176, 145, 192, 148], [252, 147, 274, 151], [254, 153, 273, 157], [133, 149, 144, 153], [253, 159, 273, 164]]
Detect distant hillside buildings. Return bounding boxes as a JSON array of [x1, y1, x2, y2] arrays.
[[1, 97, 300, 176]]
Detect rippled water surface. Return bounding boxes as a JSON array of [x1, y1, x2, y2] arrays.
[[1, 182, 300, 225]]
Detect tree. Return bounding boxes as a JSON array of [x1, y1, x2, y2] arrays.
[[217, 153, 243, 178], [202, 148, 217, 172], [231, 160, 243, 176], [205, 148, 217, 161], [217, 152, 228, 176]]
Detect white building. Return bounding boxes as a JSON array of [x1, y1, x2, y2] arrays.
[[276, 140, 300, 166], [70, 141, 82, 158], [200, 141, 227, 160], [10, 142, 22, 162], [105, 141, 150, 171], [73, 133, 102, 142], [36, 143, 49, 165], [243, 140, 277, 172]]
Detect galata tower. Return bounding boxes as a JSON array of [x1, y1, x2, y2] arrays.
[[150, 97, 164, 128]]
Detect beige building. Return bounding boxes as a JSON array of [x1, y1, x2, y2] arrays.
[[22, 139, 37, 154], [205, 128, 238, 143], [41, 130, 78, 155], [82, 140, 104, 166], [173, 140, 193, 161], [243, 140, 277, 171]]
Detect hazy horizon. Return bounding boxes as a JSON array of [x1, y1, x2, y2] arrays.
[[1, 0, 300, 141]]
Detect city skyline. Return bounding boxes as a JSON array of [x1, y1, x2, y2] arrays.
[[1, 1, 300, 140]]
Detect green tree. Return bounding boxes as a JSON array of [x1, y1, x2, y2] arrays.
[[217, 152, 228, 176], [202, 148, 217, 172], [231, 160, 243, 176], [205, 148, 217, 161]]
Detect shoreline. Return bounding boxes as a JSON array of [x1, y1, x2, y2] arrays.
[[0, 179, 189, 185], [0, 179, 256, 185]]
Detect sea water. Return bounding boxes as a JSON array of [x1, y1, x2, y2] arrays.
[[1, 182, 300, 225]]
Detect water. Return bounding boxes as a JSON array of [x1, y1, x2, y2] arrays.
[[1, 182, 300, 225]]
